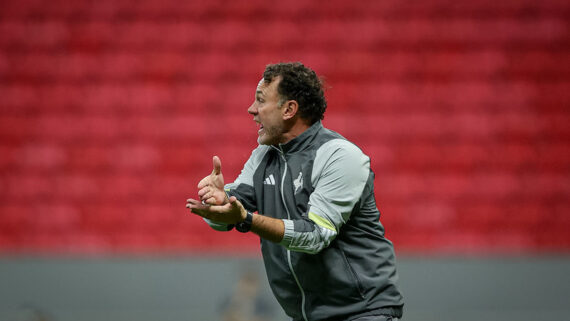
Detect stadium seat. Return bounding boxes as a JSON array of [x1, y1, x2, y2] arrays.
[[1, 0, 568, 254]]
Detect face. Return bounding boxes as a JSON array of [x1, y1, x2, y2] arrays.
[[247, 78, 286, 145]]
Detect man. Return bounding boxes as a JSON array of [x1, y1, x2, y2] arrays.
[[186, 62, 404, 321]]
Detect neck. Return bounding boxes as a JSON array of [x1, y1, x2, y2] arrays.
[[279, 118, 312, 144]]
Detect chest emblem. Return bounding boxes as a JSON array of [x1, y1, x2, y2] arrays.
[[293, 171, 303, 194]]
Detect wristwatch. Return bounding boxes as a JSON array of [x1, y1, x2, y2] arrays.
[[235, 211, 253, 233]]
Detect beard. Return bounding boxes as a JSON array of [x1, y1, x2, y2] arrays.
[[257, 123, 283, 146]]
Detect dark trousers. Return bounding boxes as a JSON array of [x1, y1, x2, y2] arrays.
[[350, 316, 400, 321]]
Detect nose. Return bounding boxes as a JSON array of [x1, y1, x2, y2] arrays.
[[247, 102, 257, 115]]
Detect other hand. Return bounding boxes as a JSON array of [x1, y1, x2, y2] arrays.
[[197, 156, 229, 205]]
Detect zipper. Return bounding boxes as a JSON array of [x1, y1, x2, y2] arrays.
[[278, 145, 308, 321]]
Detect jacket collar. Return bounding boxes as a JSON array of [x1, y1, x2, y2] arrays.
[[274, 121, 323, 154]]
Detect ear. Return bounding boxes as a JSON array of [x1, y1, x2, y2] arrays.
[[282, 100, 299, 121]]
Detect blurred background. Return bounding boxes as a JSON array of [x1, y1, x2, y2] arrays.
[[0, 0, 569, 320]]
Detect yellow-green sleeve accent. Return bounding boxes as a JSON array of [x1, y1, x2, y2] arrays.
[[308, 212, 337, 232]]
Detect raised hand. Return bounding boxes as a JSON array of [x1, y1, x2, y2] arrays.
[[197, 156, 229, 205]]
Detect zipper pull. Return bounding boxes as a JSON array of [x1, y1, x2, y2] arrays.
[[278, 145, 286, 160]]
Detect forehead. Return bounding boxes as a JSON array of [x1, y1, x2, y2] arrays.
[[256, 77, 280, 96], [256, 78, 265, 88]]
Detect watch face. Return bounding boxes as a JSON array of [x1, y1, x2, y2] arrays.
[[236, 221, 250, 233]]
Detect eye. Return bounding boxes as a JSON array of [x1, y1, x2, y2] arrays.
[[257, 97, 264, 103]]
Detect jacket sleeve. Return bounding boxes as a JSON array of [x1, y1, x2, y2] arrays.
[[202, 145, 268, 231], [280, 139, 370, 253]]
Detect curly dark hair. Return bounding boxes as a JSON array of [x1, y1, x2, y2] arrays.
[[263, 62, 327, 124]]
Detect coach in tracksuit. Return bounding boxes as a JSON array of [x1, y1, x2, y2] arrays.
[[187, 62, 404, 321]]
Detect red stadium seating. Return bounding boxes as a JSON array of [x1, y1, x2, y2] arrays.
[[0, 0, 569, 255]]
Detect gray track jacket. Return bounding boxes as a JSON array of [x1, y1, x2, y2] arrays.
[[206, 122, 404, 321]]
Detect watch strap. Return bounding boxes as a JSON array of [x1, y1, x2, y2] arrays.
[[235, 211, 253, 233]]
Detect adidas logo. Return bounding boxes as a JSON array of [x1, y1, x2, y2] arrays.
[[264, 174, 276, 185]]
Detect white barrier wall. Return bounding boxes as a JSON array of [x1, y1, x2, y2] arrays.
[[1, 256, 569, 321]]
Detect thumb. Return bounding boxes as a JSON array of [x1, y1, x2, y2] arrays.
[[228, 196, 241, 209], [228, 196, 246, 220], [212, 156, 222, 175]]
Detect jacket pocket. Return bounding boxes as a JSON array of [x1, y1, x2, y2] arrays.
[[339, 248, 366, 299], [296, 246, 365, 305]]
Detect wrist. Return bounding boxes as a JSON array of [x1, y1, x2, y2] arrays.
[[239, 208, 248, 222], [235, 211, 253, 233]]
